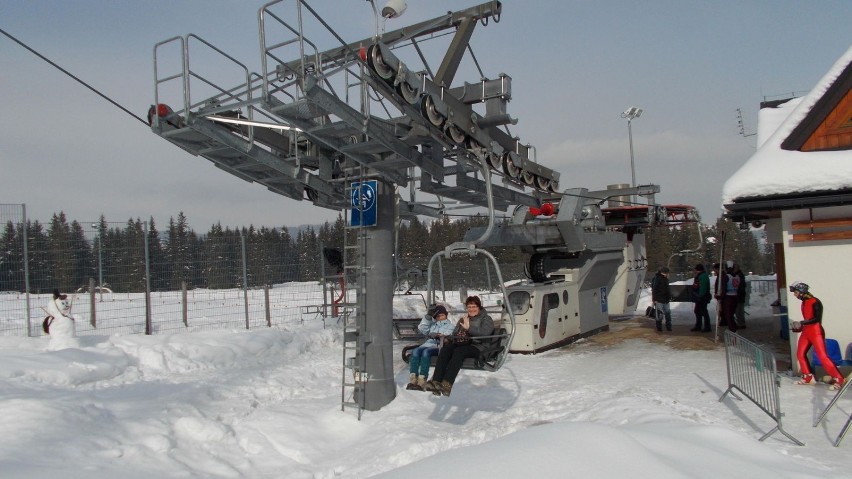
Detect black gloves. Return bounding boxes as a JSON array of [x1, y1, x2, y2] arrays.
[[427, 304, 439, 318]]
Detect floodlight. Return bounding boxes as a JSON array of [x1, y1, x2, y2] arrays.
[[381, 0, 407, 18], [621, 106, 642, 120], [620, 106, 643, 198]]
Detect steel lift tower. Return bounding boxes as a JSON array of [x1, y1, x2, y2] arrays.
[[149, 1, 559, 415]]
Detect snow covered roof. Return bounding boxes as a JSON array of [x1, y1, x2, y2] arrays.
[[722, 45, 852, 216]]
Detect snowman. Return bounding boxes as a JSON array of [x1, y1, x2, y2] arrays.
[[44, 290, 78, 350]]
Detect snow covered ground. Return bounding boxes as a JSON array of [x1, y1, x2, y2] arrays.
[[1, 284, 851, 478]]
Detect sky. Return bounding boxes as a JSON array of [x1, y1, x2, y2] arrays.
[[2, 1, 852, 230], [2, 280, 852, 477]]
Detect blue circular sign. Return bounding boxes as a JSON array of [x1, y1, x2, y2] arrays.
[[351, 182, 376, 212]]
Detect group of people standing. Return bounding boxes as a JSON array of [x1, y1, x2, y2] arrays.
[[713, 261, 748, 332], [650, 261, 748, 333]]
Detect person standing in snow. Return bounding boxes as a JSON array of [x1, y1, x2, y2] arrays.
[[690, 264, 712, 332], [715, 261, 738, 332], [651, 267, 672, 332], [425, 295, 494, 397], [711, 262, 721, 326], [406, 304, 455, 391], [733, 263, 747, 329], [790, 282, 845, 390]]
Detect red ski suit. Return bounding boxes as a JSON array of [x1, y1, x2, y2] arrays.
[[795, 295, 843, 381]]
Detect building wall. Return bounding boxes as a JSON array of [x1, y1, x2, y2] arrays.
[[782, 205, 852, 372]]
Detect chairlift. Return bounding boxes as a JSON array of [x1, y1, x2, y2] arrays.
[[400, 244, 515, 372], [392, 292, 428, 340], [400, 161, 516, 372]]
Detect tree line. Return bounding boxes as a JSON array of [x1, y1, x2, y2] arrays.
[[1, 210, 772, 294], [644, 215, 774, 281]]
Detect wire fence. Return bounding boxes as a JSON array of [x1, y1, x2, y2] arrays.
[[0, 204, 340, 337]]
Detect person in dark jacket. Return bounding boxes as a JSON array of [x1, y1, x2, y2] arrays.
[[733, 263, 747, 329], [690, 264, 712, 332], [790, 282, 845, 390], [715, 261, 739, 332], [651, 267, 672, 332], [425, 295, 494, 397], [712, 262, 721, 326]]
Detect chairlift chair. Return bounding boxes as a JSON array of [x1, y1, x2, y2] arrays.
[[400, 242, 515, 372]]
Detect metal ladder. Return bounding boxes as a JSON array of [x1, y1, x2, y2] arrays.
[[339, 165, 370, 419]]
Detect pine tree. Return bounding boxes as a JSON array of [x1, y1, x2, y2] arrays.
[[166, 213, 193, 290], [297, 227, 320, 282], [146, 217, 167, 292], [68, 220, 92, 289], [0, 221, 23, 292], [204, 222, 229, 289], [124, 219, 149, 292], [27, 220, 51, 293], [44, 212, 76, 291]]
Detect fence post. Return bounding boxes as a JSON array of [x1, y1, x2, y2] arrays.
[[182, 281, 188, 327], [264, 284, 271, 327], [144, 221, 152, 335], [89, 278, 96, 328], [320, 241, 328, 318], [240, 230, 249, 330], [22, 204, 32, 337], [438, 255, 446, 302]]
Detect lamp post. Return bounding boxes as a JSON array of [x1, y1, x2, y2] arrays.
[[620, 106, 643, 203], [92, 223, 103, 302]]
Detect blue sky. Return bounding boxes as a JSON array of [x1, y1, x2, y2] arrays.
[[2, 0, 851, 229]]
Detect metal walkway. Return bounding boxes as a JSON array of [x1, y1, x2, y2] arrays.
[[150, 0, 557, 219]]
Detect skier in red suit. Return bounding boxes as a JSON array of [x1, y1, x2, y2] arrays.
[[790, 282, 845, 390]]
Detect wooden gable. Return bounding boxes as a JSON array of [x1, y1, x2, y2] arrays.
[[782, 60, 852, 152], [801, 86, 852, 151]]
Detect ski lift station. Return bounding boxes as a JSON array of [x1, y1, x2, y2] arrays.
[[148, 0, 696, 416]]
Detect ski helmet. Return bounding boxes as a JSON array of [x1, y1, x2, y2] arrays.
[[789, 281, 809, 294]]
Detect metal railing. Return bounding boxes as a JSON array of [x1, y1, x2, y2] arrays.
[[719, 330, 803, 445]]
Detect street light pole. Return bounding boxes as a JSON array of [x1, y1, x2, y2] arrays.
[[621, 106, 643, 203]]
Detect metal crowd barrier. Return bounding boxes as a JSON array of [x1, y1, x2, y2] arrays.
[[814, 374, 852, 447], [719, 330, 804, 445]]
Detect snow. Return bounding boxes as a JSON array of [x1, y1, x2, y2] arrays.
[[2, 284, 852, 478], [722, 45, 852, 206]]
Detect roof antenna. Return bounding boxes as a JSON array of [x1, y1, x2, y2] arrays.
[[736, 108, 755, 138]]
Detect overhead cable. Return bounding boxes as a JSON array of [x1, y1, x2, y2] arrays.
[[1, 27, 148, 126]]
